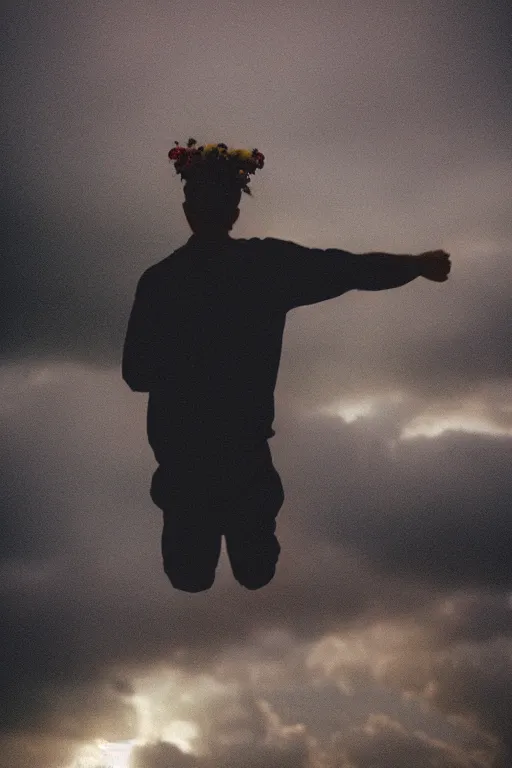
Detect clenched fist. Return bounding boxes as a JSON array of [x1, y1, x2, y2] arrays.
[[417, 250, 451, 282]]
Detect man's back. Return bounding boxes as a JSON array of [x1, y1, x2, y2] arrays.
[[122, 234, 424, 465], [145, 236, 291, 463]]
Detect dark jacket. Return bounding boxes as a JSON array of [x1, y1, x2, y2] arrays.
[[122, 235, 420, 464]]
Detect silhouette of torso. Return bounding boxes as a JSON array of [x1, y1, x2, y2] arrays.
[[123, 234, 363, 469], [146, 236, 287, 464]]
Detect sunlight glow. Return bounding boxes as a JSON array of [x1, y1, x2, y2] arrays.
[[317, 392, 405, 423], [400, 414, 512, 440], [132, 693, 153, 742], [316, 390, 512, 443], [95, 739, 137, 768], [161, 719, 199, 753], [70, 739, 138, 768]]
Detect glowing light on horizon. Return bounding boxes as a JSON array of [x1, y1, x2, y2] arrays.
[[315, 391, 512, 442], [70, 739, 138, 768], [400, 414, 512, 440], [317, 391, 405, 424], [95, 739, 137, 768], [161, 719, 199, 753]]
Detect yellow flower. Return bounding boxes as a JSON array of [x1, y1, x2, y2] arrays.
[[230, 148, 252, 160]]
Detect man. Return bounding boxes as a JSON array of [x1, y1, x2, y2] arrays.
[[122, 139, 451, 593]]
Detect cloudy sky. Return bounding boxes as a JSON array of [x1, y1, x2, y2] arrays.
[[2, 0, 512, 766]]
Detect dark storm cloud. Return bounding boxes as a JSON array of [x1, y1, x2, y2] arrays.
[[1, 365, 511, 763], [428, 640, 512, 758], [279, 245, 512, 416], [342, 715, 490, 768], [0, 733, 78, 768], [2, 0, 511, 405], [2, 0, 512, 766], [132, 739, 310, 768], [0, 371, 420, 757], [380, 632, 512, 765], [290, 410, 512, 590], [371, 248, 512, 397], [126, 694, 483, 768], [425, 591, 512, 648], [132, 741, 198, 768]]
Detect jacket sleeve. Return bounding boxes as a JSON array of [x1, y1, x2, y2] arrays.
[[266, 238, 422, 311], [122, 270, 164, 392]]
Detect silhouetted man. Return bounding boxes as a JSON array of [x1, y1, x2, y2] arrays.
[[122, 139, 451, 593]]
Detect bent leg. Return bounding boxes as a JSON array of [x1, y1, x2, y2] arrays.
[[223, 452, 285, 590], [161, 511, 222, 592], [151, 460, 221, 592]]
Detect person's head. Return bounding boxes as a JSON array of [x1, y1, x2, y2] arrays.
[[169, 139, 264, 237], [182, 176, 241, 237]]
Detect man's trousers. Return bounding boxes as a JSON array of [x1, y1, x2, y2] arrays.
[[149, 439, 284, 591]]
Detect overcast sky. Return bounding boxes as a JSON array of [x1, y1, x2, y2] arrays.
[[2, 0, 512, 766]]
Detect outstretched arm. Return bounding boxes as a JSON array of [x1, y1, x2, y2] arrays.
[[354, 249, 451, 290], [267, 238, 451, 310]]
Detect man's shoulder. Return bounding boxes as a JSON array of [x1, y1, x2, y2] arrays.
[[247, 236, 307, 255], [140, 243, 190, 281], [239, 236, 297, 247], [140, 236, 298, 279], [234, 236, 305, 257]]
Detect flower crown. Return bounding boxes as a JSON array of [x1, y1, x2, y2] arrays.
[[168, 138, 264, 196]]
